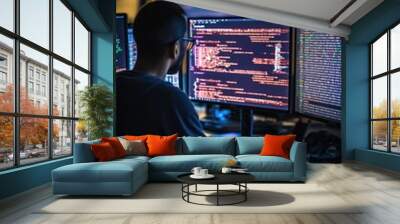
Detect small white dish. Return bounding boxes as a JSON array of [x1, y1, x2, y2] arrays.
[[190, 174, 215, 179]]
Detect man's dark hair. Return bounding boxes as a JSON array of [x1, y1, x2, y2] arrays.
[[134, 1, 187, 60]]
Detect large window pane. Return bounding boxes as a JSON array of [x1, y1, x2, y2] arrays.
[[372, 76, 387, 119], [53, 59, 72, 117], [53, 0, 72, 60], [391, 72, 400, 118], [75, 120, 88, 143], [74, 69, 89, 118], [391, 24, 400, 70], [372, 33, 387, 76], [53, 119, 72, 158], [391, 120, 400, 153], [0, 0, 14, 31], [20, 44, 49, 115], [20, 117, 49, 165], [0, 116, 14, 170], [372, 121, 388, 151], [74, 18, 89, 70], [0, 35, 14, 112], [20, 0, 49, 49]]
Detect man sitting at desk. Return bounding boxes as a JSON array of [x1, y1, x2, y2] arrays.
[[116, 1, 204, 137]]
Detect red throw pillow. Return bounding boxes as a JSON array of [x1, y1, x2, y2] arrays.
[[101, 137, 126, 158], [146, 134, 178, 157], [260, 134, 296, 159], [91, 142, 118, 161]]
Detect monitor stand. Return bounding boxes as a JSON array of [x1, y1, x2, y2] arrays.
[[240, 109, 253, 136]]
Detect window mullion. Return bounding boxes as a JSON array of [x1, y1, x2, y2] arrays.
[[71, 10, 76, 155], [13, 0, 21, 167], [49, 0, 54, 160], [388, 30, 391, 153]]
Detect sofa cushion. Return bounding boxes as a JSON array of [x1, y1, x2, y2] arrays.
[[236, 155, 293, 172], [149, 154, 235, 172], [236, 137, 263, 155], [53, 158, 147, 183], [179, 137, 235, 155]]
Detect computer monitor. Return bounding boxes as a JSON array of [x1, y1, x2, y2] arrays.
[[127, 25, 137, 71], [295, 29, 343, 122], [115, 14, 128, 72], [187, 18, 291, 111]]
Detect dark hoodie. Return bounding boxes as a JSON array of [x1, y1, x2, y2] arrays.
[[116, 71, 204, 137]]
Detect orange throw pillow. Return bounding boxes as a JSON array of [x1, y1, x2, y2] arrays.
[[260, 134, 296, 159], [124, 135, 148, 141], [146, 134, 178, 157], [101, 137, 127, 158], [91, 142, 117, 161]]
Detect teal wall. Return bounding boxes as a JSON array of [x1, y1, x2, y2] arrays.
[[0, 0, 115, 200], [345, 0, 400, 171], [0, 158, 72, 199]]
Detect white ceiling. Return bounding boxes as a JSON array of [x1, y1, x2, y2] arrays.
[[228, 0, 353, 23], [168, 0, 384, 38]]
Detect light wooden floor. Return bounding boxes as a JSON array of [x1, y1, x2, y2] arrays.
[[1, 162, 400, 224]]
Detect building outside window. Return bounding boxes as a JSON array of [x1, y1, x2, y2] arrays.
[[0, 0, 91, 170], [370, 23, 400, 154], [28, 81, 34, 94]]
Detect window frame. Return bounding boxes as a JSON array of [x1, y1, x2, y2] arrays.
[[0, 0, 92, 171], [370, 20, 400, 154]]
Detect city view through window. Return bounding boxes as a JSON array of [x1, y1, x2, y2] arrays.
[[0, 0, 90, 170], [371, 23, 400, 153]]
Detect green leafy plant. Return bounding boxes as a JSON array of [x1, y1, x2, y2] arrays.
[[79, 84, 113, 140]]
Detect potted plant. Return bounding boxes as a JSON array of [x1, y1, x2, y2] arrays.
[[79, 84, 113, 140]]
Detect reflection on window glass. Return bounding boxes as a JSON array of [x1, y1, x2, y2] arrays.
[[53, 119, 72, 157], [75, 120, 88, 143], [0, 0, 14, 31], [391, 72, 400, 118], [74, 69, 89, 118], [391, 24, 400, 70], [391, 120, 400, 153], [372, 121, 388, 151], [53, 59, 72, 117], [0, 35, 14, 113], [20, 44, 49, 115], [53, 0, 72, 60], [74, 18, 89, 70], [0, 116, 14, 170], [19, 117, 49, 165], [20, 0, 49, 49], [372, 33, 387, 76], [372, 76, 387, 119]]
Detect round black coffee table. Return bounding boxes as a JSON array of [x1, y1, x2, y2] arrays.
[[177, 173, 255, 206]]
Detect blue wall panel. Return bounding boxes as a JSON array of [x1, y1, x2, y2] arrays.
[[0, 158, 72, 199], [345, 0, 400, 171]]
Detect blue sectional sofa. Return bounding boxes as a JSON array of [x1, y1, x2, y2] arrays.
[[52, 137, 306, 196]]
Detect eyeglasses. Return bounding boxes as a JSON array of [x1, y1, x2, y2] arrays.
[[181, 37, 195, 51]]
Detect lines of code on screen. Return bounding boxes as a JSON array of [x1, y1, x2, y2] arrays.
[[188, 18, 290, 110], [296, 30, 342, 121]]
